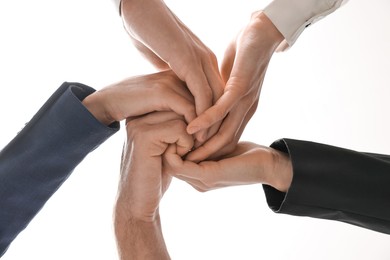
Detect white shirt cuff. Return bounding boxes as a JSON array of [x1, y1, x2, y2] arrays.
[[263, 0, 348, 51]]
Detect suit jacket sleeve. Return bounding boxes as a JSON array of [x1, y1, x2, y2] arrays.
[[263, 138, 390, 234], [0, 82, 119, 256]]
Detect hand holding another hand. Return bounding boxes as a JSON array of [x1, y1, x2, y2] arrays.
[[164, 141, 293, 193], [83, 70, 196, 125], [114, 111, 193, 259], [186, 12, 284, 161], [121, 0, 224, 142]]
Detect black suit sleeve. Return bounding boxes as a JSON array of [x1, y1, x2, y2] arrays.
[[0, 82, 119, 256], [263, 138, 390, 234]]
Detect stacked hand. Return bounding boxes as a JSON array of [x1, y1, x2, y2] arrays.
[[186, 11, 284, 161], [121, 1, 284, 161], [164, 141, 292, 193], [106, 3, 289, 259], [121, 0, 224, 142], [83, 70, 196, 125], [114, 111, 193, 259]]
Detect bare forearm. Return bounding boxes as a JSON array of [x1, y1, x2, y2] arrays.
[[121, 0, 181, 59], [115, 211, 170, 260]]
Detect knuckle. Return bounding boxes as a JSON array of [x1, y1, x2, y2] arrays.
[[207, 52, 218, 64]]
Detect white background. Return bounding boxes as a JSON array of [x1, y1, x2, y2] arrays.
[[1, 0, 390, 259]]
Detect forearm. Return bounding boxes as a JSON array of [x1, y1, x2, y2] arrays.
[[264, 138, 390, 234], [0, 82, 119, 256], [120, 0, 181, 61], [115, 210, 170, 260]]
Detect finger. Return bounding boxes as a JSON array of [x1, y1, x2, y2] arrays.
[[210, 100, 258, 159], [185, 70, 213, 142], [173, 174, 211, 192], [163, 144, 196, 176], [158, 71, 195, 103], [193, 120, 222, 149], [185, 70, 213, 116], [190, 55, 224, 145], [159, 120, 194, 157], [187, 85, 244, 135], [127, 112, 193, 157], [170, 160, 226, 192], [162, 144, 183, 175], [157, 91, 197, 123], [202, 54, 224, 102], [186, 98, 254, 162], [220, 39, 237, 84]]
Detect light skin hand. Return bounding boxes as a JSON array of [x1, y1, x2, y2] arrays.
[[186, 12, 284, 161], [82, 70, 196, 126], [163, 141, 293, 193], [115, 111, 194, 260], [120, 0, 224, 142]]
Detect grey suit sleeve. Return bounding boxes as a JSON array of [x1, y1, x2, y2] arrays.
[[0, 82, 119, 256], [263, 138, 390, 234]]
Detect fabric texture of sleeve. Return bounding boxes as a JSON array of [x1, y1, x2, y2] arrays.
[[0, 82, 119, 256], [263, 138, 390, 235], [263, 0, 348, 50]]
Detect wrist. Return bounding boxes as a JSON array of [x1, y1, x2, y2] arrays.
[[114, 211, 170, 260], [115, 196, 160, 223], [269, 148, 293, 192], [82, 92, 116, 126], [249, 11, 284, 51]]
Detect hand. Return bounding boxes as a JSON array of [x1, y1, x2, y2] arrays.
[[82, 70, 196, 125], [114, 111, 193, 259], [121, 0, 224, 141], [163, 141, 293, 193], [186, 12, 284, 161], [116, 111, 193, 221]]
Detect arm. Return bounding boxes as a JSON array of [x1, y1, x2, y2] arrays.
[[263, 0, 348, 51], [119, 0, 224, 142], [0, 82, 118, 256], [165, 137, 390, 235], [0, 71, 195, 256], [114, 112, 194, 259], [263, 138, 390, 235], [164, 141, 292, 194], [186, 0, 348, 161]]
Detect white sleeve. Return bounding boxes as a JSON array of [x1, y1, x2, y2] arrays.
[[263, 0, 349, 51]]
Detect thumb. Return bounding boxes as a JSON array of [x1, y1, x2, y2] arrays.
[[162, 144, 184, 176]]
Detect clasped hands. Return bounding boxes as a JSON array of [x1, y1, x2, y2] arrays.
[[101, 2, 292, 257], [89, 70, 293, 259]]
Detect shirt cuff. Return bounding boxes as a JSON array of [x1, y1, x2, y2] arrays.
[[263, 0, 348, 51]]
